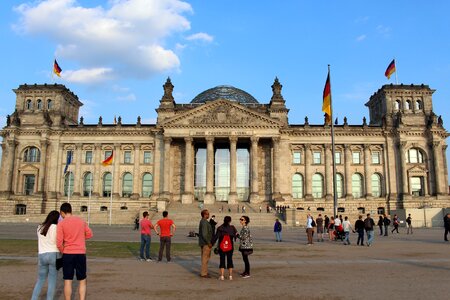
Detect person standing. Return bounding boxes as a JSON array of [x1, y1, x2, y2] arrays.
[[57, 202, 93, 300], [444, 213, 450, 242], [383, 214, 390, 236], [364, 213, 375, 246], [342, 216, 353, 245], [306, 214, 313, 245], [391, 214, 400, 234], [328, 216, 335, 241], [139, 211, 154, 261], [274, 218, 282, 242], [134, 217, 140, 230], [324, 215, 330, 234], [406, 214, 413, 234], [238, 216, 253, 278], [377, 216, 384, 236], [316, 214, 324, 242], [31, 210, 61, 300], [354, 215, 365, 246], [154, 211, 176, 263], [209, 215, 217, 235], [211, 216, 238, 280], [199, 209, 213, 278]]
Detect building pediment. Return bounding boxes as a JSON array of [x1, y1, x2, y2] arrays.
[[18, 164, 39, 172], [407, 165, 428, 175], [160, 99, 282, 129]]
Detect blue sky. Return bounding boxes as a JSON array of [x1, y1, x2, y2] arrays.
[[1, 0, 449, 182]]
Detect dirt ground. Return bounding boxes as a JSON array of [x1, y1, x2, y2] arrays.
[[1, 226, 449, 300]]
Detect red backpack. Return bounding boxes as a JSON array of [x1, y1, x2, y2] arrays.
[[220, 234, 232, 252]]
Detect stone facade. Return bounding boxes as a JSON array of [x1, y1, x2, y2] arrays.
[[0, 79, 449, 224]]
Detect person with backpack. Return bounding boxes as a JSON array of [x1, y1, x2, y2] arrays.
[[364, 213, 375, 246], [383, 214, 391, 236], [211, 216, 238, 280], [377, 216, 384, 236], [391, 214, 400, 234], [238, 215, 253, 278], [274, 219, 282, 242]]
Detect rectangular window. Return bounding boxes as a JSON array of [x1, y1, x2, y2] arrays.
[[293, 151, 301, 164], [104, 150, 112, 160], [124, 151, 132, 164], [143, 151, 152, 164], [411, 177, 424, 196], [335, 152, 341, 164], [85, 151, 93, 164], [313, 152, 321, 164], [352, 152, 361, 164], [371, 151, 380, 164]]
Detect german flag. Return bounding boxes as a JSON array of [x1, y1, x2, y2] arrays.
[[384, 59, 396, 79], [322, 71, 332, 125], [102, 151, 114, 166], [53, 59, 62, 77]]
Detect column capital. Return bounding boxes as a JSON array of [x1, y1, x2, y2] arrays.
[[344, 144, 351, 150], [443, 145, 448, 151], [7, 139, 17, 148], [94, 143, 102, 150], [1, 143, 5, 151], [431, 141, 441, 149], [229, 136, 238, 144], [75, 143, 83, 149], [250, 136, 259, 144], [40, 139, 49, 148], [304, 143, 311, 150], [397, 141, 407, 149], [184, 137, 193, 144], [363, 144, 371, 151], [205, 136, 214, 143], [324, 144, 331, 151], [272, 136, 281, 144], [163, 137, 172, 144]]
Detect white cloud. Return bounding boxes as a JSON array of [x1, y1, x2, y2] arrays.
[[13, 0, 195, 81], [356, 34, 367, 42], [376, 25, 391, 37], [117, 93, 136, 102], [62, 68, 114, 84], [186, 32, 214, 42]]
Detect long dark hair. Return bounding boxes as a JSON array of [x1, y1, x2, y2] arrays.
[[39, 210, 60, 236], [223, 216, 232, 226]]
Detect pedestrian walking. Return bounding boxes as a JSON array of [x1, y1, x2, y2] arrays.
[[238, 216, 253, 278], [139, 211, 154, 261], [306, 214, 313, 245], [316, 214, 324, 242], [199, 209, 213, 278], [31, 210, 61, 300], [134, 216, 139, 230], [383, 214, 390, 236], [342, 216, 353, 245], [57, 202, 93, 300], [354, 215, 365, 246], [274, 218, 282, 242], [444, 213, 450, 242], [364, 213, 375, 246], [406, 214, 413, 234], [328, 216, 335, 240], [391, 214, 400, 234], [209, 215, 217, 235], [211, 216, 238, 280], [377, 216, 384, 235], [154, 211, 176, 262], [324, 215, 330, 234]]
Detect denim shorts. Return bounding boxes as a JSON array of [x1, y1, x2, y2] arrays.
[[62, 254, 87, 280]]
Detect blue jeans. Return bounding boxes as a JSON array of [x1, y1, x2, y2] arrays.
[[31, 252, 58, 300], [366, 230, 374, 245], [140, 234, 151, 259], [344, 231, 351, 244], [275, 231, 282, 241]]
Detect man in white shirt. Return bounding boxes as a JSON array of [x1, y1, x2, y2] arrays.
[[342, 216, 354, 245], [306, 214, 313, 245]]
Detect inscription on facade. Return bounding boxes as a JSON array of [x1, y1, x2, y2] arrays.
[[190, 131, 253, 136]]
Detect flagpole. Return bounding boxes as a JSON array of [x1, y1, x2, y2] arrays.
[[109, 160, 114, 226], [67, 168, 71, 203], [394, 58, 399, 85], [88, 172, 92, 226], [328, 65, 338, 218]]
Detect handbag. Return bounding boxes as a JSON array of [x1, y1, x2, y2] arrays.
[[240, 248, 253, 256], [56, 257, 63, 270]]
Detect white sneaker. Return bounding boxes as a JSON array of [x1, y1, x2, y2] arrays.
[[219, 275, 224, 281]]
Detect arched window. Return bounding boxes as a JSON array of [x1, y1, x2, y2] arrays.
[[371, 173, 382, 197], [312, 173, 324, 198], [83, 172, 93, 196], [103, 172, 112, 197], [122, 172, 133, 197], [37, 99, 42, 110], [292, 173, 304, 199], [405, 100, 411, 110], [64, 172, 74, 196], [352, 173, 364, 198], [415, 100, 422, 110], [26, 99, 33, 110], [47, 99, 53, 110], [407, 148, 424, 163], [394, 100, 401, 110], [336, 173, 344, 198], [142, 173, 153, 197], [23, 147, 41, 162]]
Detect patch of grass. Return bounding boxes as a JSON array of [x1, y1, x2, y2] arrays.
[[0, 239, 199, 259]]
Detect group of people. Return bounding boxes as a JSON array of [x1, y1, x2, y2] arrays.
[[32, 202, 93, 300]]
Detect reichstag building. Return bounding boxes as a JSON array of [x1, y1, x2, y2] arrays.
[[0, 78, 449, 224]]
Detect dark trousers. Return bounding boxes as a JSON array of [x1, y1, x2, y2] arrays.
[[391, 224, 399, 233], [445, 227, 449, 241], [219, 250, 234, 269], [378, 225, 383, 235], [242, 252, 250, 274], [357, 229, 365, 245], [384, 225, 389, 236], [158, 236, 171, 261]]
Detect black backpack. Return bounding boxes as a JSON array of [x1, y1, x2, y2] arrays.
[[364, 218, 373, 230]]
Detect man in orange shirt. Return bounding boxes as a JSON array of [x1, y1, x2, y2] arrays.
[[154, 211, 176, 262], [57, 202, 93, 300]]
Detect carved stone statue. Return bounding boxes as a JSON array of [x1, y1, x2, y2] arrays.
[[79, 116, 84, 125], [98, 116, 103, 125], [363, 116, 367, 126], [6, 115, 10, 126], [117, 116, 122, 125], [304, 116, 309, 125], [343, 117, 348, 126], [137, 116, 141, 125], [438, 115, 443, 126]]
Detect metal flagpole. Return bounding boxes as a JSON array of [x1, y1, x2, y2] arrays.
[[328, 65, 338, 217], [67, 168, 71, 203], [109, 158, 114, 226], [394, 58, 399, 85], [88, 172, 92, 225]]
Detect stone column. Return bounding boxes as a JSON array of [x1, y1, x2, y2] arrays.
[[364, 144, 372, 197], [344, 144, 353, 200], [432, 142, 442, 195], [93, 143, 101, 197], [304, 143, 313, 200], [113, 143, 120, 198], [73, 143, 83, 196], [204, 137, 216, 204], [161, 137, 172, 200], [228, 137, 238, 204], [55, 144, 64, 197], [324, 144, 332, 201], [182, 137, 194, 204], [0, 140, 16, 197], [250, 137, 259, 203], [272, 137, 281, 199], [132, 143, 140, 199], [38, 139, 49, 195], [399, 142, 409, 197], [153, 134, 162, 198]]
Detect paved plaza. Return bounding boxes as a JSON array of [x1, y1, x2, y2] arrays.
[[0, 223, 449, 300]]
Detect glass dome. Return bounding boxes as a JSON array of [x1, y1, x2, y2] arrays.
[[191, 85, 259, 104]]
